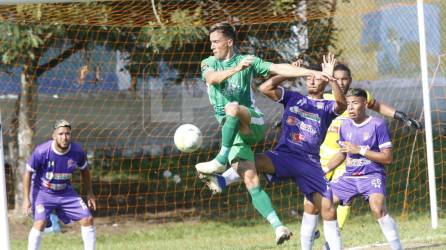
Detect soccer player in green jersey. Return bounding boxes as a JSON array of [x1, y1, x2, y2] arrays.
[[195, 22, 332, 244]]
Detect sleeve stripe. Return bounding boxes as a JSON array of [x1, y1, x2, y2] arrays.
[[79, 161, 88, 170], [379, 142, 392, 149], [26, 164, 35, 172], [276, 86, 285, 103]]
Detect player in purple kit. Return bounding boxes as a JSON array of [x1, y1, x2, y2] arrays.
[[326, 88, 402, 250], [22, 120, 96, 250]]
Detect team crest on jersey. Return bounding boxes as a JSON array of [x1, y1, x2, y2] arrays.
[[45, 172, 54, 180], [290, 132, 304, 143], [363, 132, 371, 140], [316, 102, 324, 110], [286, 116, 298, 126], [67, 159, 77, 169]]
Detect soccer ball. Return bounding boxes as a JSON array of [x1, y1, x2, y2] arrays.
[[174, 124, 203, 153]]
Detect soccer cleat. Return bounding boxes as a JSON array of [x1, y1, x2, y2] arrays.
[[195, 159, 226, 174], [198, 173, 226, 194], [275, 226, 292, 245]]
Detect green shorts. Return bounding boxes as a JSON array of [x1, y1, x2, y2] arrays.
[[218, 108, 266, 163]]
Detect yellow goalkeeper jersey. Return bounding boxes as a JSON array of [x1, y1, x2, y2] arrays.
[[320, 91, 375, 171]]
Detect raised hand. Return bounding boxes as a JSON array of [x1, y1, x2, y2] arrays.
[[322, 52, 336, 77]]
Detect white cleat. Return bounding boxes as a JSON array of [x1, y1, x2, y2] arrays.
[[275, 226, 292, 245], [195, 159, 226, 174], [198, 173, 225, 194]]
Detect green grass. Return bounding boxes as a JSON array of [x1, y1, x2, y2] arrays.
[[11, 213, 446, 250]]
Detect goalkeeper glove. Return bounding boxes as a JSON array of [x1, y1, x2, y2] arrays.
[[394, 110, 422, 130]]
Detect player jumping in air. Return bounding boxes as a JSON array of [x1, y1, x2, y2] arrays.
[[195, 22, 332, 244]]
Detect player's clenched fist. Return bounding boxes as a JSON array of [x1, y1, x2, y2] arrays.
[[235, 55, 255, 72]]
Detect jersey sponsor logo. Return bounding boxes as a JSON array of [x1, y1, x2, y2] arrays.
[[346, 157, 372, 167], [36, 204, 45, 214], [289, 106, 320, 122], [67, 159, 77, 169], [290, 132, 305, 143], [371, 178, 382, 188], [299, 122, 317, 134], [286, 116, 298, 126]]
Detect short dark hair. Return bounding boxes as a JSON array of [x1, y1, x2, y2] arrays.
[[346, 88, 367, 99], [209, 22, 236, 41], [334, 63, 351, 78]]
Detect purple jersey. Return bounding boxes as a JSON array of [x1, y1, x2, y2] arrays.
[[27, 140, 88, 193], [275, 87, 339, 158], [339, 116, 392, 176]]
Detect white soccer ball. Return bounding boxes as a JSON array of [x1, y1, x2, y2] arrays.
[[174, 124, 203, 153]]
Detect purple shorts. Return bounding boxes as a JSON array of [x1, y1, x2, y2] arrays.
[[331, 173, 386, 205], [264, 150, 332, 202], [32, 187, 92, 224]]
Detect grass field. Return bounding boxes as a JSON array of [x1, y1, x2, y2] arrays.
[[9, 213, 446, 249]]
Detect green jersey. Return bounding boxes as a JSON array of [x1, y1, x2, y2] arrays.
[[201, 54, 272, 122]]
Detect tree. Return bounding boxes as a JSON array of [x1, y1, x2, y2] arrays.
[[0, 2, 207, 213]]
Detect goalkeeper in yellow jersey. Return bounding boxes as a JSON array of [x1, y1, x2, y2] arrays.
[[308, 63, 422, 238]]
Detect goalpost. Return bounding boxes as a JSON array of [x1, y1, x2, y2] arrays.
[[0, 112, 11, 250], [416, 0, 438, 229]]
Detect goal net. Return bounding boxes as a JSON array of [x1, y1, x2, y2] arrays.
[[0, 0, 444, 223]]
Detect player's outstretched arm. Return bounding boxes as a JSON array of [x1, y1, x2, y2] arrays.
[[22, 170, 32, 216], [258, 75, 289, 101], [370, 101, 422, 129], [81, 169, 97, 211], [204, 56, 255, 85], [270, 63, 333, 80]]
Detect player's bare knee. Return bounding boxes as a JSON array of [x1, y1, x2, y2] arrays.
[[371, 207, 386, 220], [304, 200, 320, 214], [33, 220, 47, 231], [225, 103, 240, 116], [80, 216, 94, 226]]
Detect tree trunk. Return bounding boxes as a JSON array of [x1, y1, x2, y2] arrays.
[[14, 65, 37, 214]]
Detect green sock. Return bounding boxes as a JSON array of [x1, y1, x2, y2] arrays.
[[249, 186, 282, 229], [215, 115, 239, 164]]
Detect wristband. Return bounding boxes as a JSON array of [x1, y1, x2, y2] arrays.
[[359, 146, 368, 156]]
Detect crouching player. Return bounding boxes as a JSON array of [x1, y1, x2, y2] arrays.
[[327, 88, 402, 250], [22, 120, 96, 250]]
